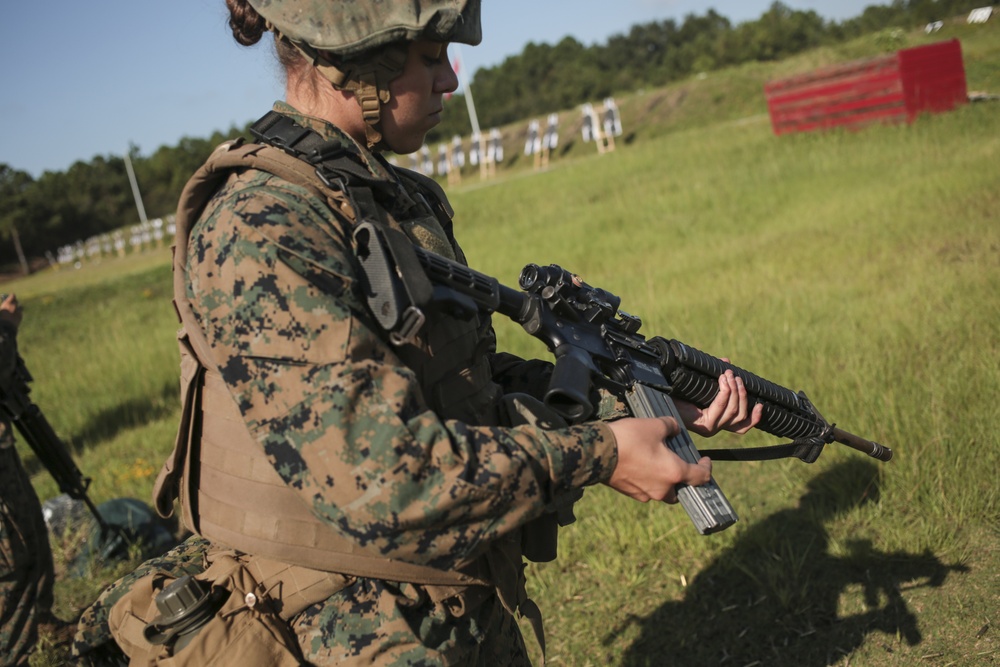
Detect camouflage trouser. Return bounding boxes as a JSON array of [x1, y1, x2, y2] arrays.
[[292, 575, 531, 666], [73, 535, 533, 666], [0, 444, 56, 667]]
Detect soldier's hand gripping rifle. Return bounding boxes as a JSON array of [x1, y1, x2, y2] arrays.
[[354, 222, 892, 535], [0, 352, 111, 536]]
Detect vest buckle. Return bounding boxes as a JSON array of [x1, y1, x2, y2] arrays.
[[389, 306, 426, 346], [315, 168, 347, 192]]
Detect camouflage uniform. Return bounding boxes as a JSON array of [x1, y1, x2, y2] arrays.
[[77, 103, 618, 665], [0, 321, 56, 666]]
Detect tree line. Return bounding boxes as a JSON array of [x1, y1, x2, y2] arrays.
[[0, 133, 234, 274], [431, 0, 983, 137], [0, 0, 983, 274]]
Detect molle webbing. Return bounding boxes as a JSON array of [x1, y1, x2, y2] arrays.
[[159, 140, 487, 589], [249, 110, 454, 233], [191, 365, 484, 588]]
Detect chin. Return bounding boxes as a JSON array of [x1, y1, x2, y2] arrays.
[[386, 138, 426, 155], [380, 120, 434, 155]]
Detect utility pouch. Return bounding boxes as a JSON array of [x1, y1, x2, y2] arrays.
[[108, 553, 335, 666]]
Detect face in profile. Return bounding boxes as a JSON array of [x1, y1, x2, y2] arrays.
[[379, 41, 459, 154]]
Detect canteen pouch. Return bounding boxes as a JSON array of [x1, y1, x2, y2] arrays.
[[108, 553, 328, 666]]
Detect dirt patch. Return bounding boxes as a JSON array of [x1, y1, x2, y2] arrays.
[[631, 87, 689, 127]]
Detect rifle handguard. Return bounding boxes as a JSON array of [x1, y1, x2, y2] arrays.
[[650, 337, 892, 462]]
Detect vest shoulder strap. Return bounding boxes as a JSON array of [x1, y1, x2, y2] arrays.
[[394, 166, 455, 221]]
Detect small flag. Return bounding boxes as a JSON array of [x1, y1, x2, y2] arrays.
[[445, 53, 461, 100]]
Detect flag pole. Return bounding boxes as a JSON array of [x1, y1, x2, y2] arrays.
[[454, 45, 488, 179], [123, 148, 148, 224]]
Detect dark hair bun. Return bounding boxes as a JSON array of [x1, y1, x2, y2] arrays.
[[225, 0, 268, 46]]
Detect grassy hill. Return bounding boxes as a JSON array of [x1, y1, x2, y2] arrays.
[[10, 17, 999, 666], [427, 16, 1000, 178]]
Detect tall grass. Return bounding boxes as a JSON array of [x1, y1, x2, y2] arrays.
[[12, 21, 999, 667]]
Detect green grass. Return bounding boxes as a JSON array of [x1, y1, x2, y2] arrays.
[[11, 20, 1000, 667], [17, 252, 179, 501], [458, 101, 999, 666]]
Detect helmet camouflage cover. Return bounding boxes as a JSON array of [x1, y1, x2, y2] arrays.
[[246, 0, 482, 57]]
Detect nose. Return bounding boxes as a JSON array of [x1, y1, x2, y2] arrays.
[[437, 50, 459, 95]]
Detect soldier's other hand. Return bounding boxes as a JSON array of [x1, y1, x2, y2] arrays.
[[606, 416, 712, 504], [675, 366, 763, 437], [0, 293, 23, 329]]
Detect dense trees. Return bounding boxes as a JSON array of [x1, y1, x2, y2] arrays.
[[0, 129, 234, 272], [0, 1, 984, 273], [0, 165, 35, 274]]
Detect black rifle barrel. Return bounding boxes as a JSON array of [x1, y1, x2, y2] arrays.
[[830, 427, 893, 461]]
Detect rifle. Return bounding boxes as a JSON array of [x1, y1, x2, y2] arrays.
[[354, 222, 892, 535], [0, 350, 111, 535]]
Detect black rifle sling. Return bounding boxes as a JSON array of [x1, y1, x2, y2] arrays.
[[249, 111, 435, 342], [699, 418, 835, 464], [699, 439, 827, 464]]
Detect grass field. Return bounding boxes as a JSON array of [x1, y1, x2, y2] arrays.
[[8, 20, 999, 667]]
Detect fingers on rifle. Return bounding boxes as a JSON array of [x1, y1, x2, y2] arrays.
[[727, 394, 764, 435], [690, 456, 713, 486], [659, 415, 680, 438], [729, 372, 750, 423], [704, 370, 738, 432]]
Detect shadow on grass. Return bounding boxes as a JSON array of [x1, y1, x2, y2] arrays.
[[608, 459, 968, 667], [72, 381, 178, 448], [20, 381, 177, 479]]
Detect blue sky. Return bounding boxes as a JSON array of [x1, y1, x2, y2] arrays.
[[0, 1, 879, 177]]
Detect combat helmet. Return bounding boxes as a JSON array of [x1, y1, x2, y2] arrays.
[[247, 0, 482, 147]]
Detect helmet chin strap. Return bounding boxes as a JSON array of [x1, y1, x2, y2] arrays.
[[275, 30, 408, 149], [336, 64, 393, 149]]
